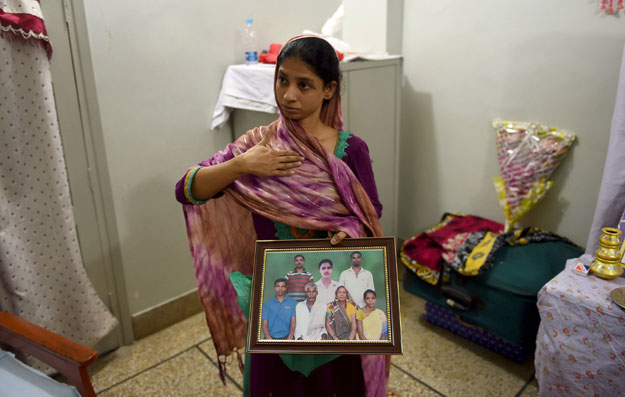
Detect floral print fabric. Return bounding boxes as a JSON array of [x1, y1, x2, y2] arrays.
[[535, 255, 625, 396]]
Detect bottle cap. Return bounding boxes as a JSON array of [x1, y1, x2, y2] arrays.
[[246, 18, 253, 24]]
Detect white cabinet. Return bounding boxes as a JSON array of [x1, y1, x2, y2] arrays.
[[232, 59, 401, 236]]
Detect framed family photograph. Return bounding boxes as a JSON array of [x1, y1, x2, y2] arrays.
[[247, 237, 402, 355]]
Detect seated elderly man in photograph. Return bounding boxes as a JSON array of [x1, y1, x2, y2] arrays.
[[315, 258, 342, 306], [261, 278, 296, 340], [294, 283, 327, 340], [339, 251, 375, 308], [285, 254, 314, 302]]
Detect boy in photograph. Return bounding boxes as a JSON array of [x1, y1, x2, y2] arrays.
[[285, 254, 314, 302], [315, 258, 342, 306], [261, 278, 296, 340]]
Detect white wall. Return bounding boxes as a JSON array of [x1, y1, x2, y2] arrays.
[[81, 0, 341, 314], [78, 0, 625, 314], [399, 1, 625, 246]]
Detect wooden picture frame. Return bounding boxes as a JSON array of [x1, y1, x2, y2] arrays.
[[247, 237, 402, 355]]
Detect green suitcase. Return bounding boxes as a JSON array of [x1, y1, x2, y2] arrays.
[[403, 240, 582, 352]]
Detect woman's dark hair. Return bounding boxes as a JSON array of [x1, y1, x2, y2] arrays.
[[318, 258, 333, 269], [277, 37, 341, 89], [335, 285, 348, 298], [363, 289, 376, 300]]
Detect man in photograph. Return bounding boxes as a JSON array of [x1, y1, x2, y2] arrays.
[[285, 254, 314, 302], [261, 278, 296, 340], [315, 258, 342, 306], [339, 251, 375, 308], [294, 283, 327, 340]]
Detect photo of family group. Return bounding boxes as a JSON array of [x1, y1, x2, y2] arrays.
[[248, 238, 402, 354], [260, 249, 388, 343], [247, 237, 402, 354]]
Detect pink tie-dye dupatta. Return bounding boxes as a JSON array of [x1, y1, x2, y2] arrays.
[[182, 35, 386, 394]]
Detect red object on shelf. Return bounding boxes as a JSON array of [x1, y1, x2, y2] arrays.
[[259, 42, 345, 64], [259, 43, 282, 64]]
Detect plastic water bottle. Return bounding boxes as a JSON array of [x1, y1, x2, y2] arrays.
[[243, 18, 258, 64]]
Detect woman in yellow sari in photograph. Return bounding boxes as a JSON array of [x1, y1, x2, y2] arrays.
[[356, 289, 387, 340]]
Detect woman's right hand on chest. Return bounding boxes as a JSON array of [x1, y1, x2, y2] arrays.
[[189, 134, 304, 201], [239, 134, 304, 177]]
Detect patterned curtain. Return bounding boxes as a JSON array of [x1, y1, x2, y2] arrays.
[[586, 45, 625, 253], [0, 0, 118, 367]]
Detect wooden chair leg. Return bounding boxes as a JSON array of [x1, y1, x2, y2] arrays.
[[66, 366, 97, 397]]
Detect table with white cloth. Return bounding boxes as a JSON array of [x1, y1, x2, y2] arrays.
[[535, 254, 625, 396]]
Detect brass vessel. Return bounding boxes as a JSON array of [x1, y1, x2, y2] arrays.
[[590, 227, 625, 280]]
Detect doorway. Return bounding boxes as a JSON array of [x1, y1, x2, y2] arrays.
[[39, 0, 133, 352]]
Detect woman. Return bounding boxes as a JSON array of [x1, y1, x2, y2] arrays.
[[175, 36, 386, 396], [357, 289, 388, 340], [326, 285, 358, 340]]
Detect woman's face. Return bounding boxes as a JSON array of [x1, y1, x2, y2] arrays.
[[275, 57, 336, 124], [364, 292, 376, 308], [319, 262, 333, 278], [336, 287, 347, 302]]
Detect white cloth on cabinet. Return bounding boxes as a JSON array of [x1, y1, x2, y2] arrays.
[[210, 63, 277, 130]]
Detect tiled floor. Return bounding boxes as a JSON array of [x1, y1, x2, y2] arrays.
[[86, 286, 539, 396]]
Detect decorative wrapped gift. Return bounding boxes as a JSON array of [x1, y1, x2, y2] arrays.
[[492, 119, 576, 231]]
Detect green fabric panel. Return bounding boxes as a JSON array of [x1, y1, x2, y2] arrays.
[[278, 354, 339, 377], [243, 350, 251, 397], [230, 272, 252, 396], [230, 272, 253, 319]]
